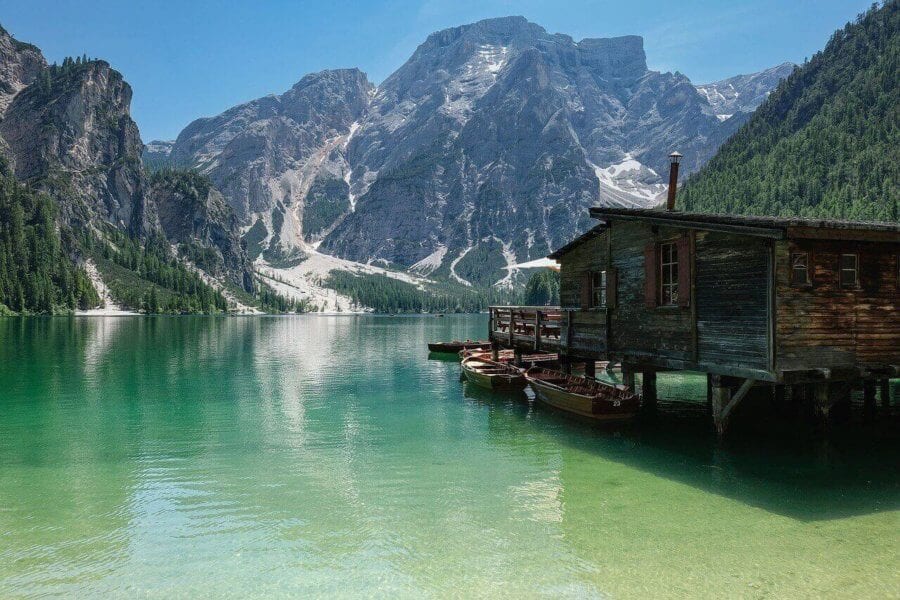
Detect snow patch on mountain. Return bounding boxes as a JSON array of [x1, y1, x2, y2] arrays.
[[449, 246, 474, 287], [410, 245, 448, 274]]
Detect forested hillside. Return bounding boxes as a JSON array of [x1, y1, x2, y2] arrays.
[[681, 1, 898, 221], [0, 165, 98, 314]]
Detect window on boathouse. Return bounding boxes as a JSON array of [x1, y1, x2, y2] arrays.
[[591, 271, 607, 308], [644, 237, 690, 308], [840, 253, 859, 288], [791, 252, 810, 285], [659, 242, 679, 305]]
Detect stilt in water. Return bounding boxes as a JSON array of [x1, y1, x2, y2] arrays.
[[622, 366, 635, 391], [584, 360, 596, 379], [864, 380, 877, 420], [879, 379, 891, 408], [642, 370, 658, 414], [814, 382, 831, 427], [710, 375, 731, 437]]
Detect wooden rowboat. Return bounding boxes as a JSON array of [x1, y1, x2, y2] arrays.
[[460, 348, 559, 367], [428, 340, 492, 354], [461, 357, 528, 391], [525, 367, 640, 421]]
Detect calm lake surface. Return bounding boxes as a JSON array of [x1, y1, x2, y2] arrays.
[[1, 315, 897, 598]]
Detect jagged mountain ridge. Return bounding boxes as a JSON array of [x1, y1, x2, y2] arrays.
[[165, 16, 791, 286], [0, 26, 255, 307], [696, 62, 796, 121], [169, 69, 372, 263]]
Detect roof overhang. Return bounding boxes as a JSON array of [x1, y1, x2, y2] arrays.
[[589, 208, 784, 239]]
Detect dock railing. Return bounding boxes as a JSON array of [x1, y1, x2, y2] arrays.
[[489, 306, 563, 352]]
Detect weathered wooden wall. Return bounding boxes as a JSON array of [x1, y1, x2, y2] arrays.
[[559, 234, 607, 309], [775, 239, 900, 373], [558, 233, 609, 356], [608, 222, 693, 362], [695, 231, 770, 370]]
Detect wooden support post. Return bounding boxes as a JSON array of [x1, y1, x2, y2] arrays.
[[534, 310, 542, 351], [622, 366, 635, 391], [584, 360, 596, 379], [491, 341, 500, 362], [706, 373, 713, 416], [863, 380, 877, 419], [773, 384, 784, 403], [879, 379, 891, 408], [814, 382, 831, 424], [710, 375, 731, 437], [642, 370, 658, 413], [711, 376, 756, 436], [509, 310, 515, 347], [513, 348, 524, 368], [771, 384, 787, 418], [562, 356, 572, 375]]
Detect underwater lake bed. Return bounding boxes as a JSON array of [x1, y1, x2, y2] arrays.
[[0, 315, 897, 598]]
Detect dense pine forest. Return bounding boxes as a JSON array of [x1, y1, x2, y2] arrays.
[[0, 165, 99, 314], [681, 1, 898, 221], [522, 270, 560, 306], [325, 271, 517, 313]]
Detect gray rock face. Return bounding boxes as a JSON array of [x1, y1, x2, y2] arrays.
[[167, 16, 792, 285], [149, 171, 254, 291], [142, 139, 175, 172], [696, 62, 796, 120], [0, 25, 254, 292], [0, 59, 153, 236], [168, 68, 372, 261], [0, 25, 45, 114], [322, 17, 786, 276]]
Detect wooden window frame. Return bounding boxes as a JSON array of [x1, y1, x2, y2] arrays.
[[590, 271, 607, 308], [659, 241, 678, 306], [839, 253, 859, 288], [790, 251, 811, 286]]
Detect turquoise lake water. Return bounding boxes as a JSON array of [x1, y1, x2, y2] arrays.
[[0, 315, 897, 598]]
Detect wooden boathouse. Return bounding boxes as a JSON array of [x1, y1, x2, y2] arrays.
[[489, 208, 899, 434]]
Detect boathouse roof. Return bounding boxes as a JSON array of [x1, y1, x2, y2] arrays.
[[550, 209, 899, 259]]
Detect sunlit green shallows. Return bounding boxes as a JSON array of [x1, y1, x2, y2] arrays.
[[0, 316, 897, 598]]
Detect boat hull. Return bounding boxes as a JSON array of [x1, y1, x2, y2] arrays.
[[528, 378, 638, 421], [428, 341, 491, 354], [461, 359, 527, 391]]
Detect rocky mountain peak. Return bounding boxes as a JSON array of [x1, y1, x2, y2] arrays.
[[0, 57, 151, 234], [0, 24, 47, 114], [577, 35, 647, 77]]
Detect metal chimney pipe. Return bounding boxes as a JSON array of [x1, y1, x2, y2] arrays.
[[666, 151, 682, 211]]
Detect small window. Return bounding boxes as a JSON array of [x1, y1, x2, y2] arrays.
[[591, 271, 607, 308], [840, 253, 858, 287], [791, 252, 810, 285], [659, 242, 678, 305]]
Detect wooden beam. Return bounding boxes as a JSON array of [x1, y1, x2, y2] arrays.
[[787, 226, 900, 243], [720, 378, 757, 425]]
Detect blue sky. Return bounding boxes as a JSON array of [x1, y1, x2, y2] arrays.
[[0, 0, 875, 141]]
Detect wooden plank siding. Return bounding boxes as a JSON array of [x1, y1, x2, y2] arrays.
[[608, 223, 693, 361], [559, 233, 608, 309], [695, 231, 770, 370], [775, 239, 900, 373]]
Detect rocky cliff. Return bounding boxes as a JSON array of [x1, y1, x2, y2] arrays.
[[169, 68, 372, 263], [165, 17, 791, 286], [0, 25, 254, 300], [149, 170, 254, 291]]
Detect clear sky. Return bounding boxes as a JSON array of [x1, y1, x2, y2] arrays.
[[0, 0, 875, 142]]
